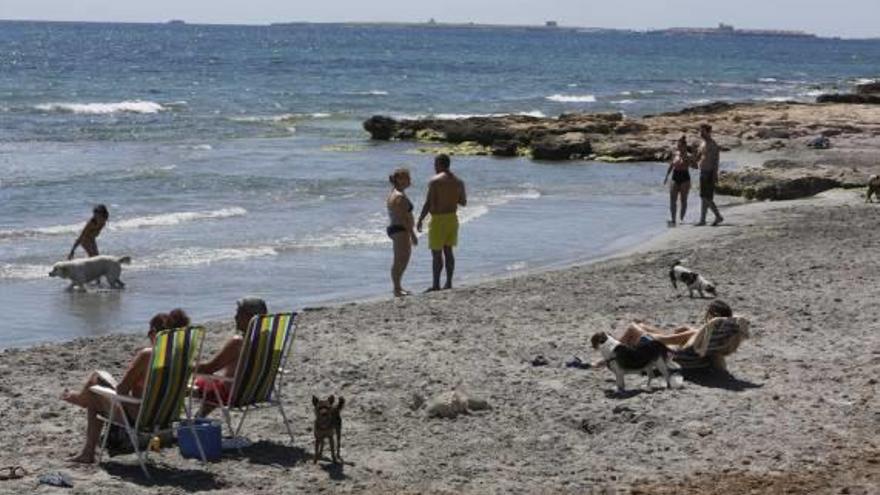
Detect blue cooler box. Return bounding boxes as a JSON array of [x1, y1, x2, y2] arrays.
[[175, 419, 222, 461]]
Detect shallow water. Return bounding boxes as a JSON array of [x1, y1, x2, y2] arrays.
[[2, 21, 878, 346]]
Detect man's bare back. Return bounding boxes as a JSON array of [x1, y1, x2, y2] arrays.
[[427, 172, 466, 214]]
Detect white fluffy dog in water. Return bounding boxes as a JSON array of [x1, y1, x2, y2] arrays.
[[49, 255, 131, 290]]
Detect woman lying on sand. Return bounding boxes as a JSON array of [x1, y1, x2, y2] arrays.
[[60, 309, 189, 463], [618, 300, 732, 348]]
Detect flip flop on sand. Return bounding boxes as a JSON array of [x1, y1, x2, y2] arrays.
[[0, 466, 27, 481]]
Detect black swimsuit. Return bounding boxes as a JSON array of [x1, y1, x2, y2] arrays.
[[387, 196, 413, 237], [672, 169, 691, 184]]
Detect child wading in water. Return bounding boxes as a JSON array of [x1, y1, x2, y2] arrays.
[[68, 204, 109, 260]]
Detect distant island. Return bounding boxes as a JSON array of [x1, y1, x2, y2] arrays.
[[269, 20, 818, 39], [648, 22, 816, 39]]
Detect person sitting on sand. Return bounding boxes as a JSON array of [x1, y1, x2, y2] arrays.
[[616, 300, 733, 348], [68, 204, 109, 260], [387, 168, 418, 297], [696, 124, 724, 226], [193, 297, 267, 416], [61, 308, 189, 463], [416, 154, 467, 291], [663, 136, 694, 227]]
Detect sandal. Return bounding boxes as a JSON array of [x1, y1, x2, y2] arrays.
[[0, 466, 26, 481]]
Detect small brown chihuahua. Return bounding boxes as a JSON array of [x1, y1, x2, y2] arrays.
[[312, 395, 344, 464]]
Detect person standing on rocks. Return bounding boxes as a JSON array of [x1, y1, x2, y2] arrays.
[[696, 124, 724, 226], [417, 154, 467, 291], [663, 135, 694, 226]]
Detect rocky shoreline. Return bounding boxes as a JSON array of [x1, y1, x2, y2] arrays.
[[364, 90, 880, 200]]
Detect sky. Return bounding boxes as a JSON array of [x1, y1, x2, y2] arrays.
[[1, 0, 878, 38]]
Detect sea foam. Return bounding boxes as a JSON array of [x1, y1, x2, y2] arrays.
[[35, 100, 166, 114], [546, 94, 597, 103], [0, 207, 247, 241]]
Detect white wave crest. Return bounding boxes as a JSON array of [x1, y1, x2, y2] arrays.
[[759, 77, 778, 83], [546, 94, 596, 103], [111, 207, 247, 230], [229, 112, 330, 124], [0, 207, 247, 241], [35, 100, 166, 114], [352, 90, 389, 96], [403, 110, 547, 120], [757, 96, 794, 102], [612, 99, 636, 105], [800, 89, 825, 97]]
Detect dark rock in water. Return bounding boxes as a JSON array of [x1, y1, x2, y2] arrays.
[[591, 141, 669, 162], [806, 136, 831, 149], [754, 127, 793, 140], [663, 101, 741, 116], [531, 132, 591, 160], [855, 81, 880, 95], [816, 93, 880, 104], [491, 140, 519, 157], [363, 115, 398, 140]]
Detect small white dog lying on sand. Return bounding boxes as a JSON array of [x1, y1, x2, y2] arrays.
[[49, 255, 131, 290]]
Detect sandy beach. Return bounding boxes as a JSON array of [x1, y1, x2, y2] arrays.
[[0, 186, 877, 494]]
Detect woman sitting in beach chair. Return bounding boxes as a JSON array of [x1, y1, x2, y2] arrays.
[[617, 300, 750, 370], [60, 309, 189, 463]]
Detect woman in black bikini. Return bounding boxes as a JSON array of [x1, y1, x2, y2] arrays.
[[663, 136, 695, 226], [386, 168, 418, 297]]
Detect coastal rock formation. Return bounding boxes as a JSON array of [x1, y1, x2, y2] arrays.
[[364, 101, 880, 199], [855, 81, 880, 95], [716, 161, 868, 200], [816, 93, 880, 104]]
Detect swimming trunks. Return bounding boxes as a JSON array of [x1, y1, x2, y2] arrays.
[[700, 170, 716, 200], [195, 376, 231, 403], [428, 213, 459, 251], [672, 169, 690, 184]]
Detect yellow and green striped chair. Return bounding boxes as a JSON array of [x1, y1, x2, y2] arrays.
[[195, 312, 298, 443], [90, 326, 206, 478]]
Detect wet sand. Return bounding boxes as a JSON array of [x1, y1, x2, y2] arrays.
[[0, 189, 878, 494]]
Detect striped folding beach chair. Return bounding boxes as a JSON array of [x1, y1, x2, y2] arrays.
[[195, 312, 298, 443], [90, 326, 207, 478], [673, 316, 750, 370]]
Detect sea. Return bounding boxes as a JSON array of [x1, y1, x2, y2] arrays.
[[2, 21, 879, 347]]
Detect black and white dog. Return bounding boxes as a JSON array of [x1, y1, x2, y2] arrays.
[[669, 260, 716, 298], [590, 332, 678, 392]]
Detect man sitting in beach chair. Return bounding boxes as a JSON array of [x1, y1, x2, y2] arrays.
[[193, 298, 298, 443], [616, 300, 750, 370], [193, 297, 269, 416]]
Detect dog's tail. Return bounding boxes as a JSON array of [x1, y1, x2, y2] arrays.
[[669, 260, 681, 288], [117, 256, 132, 265]]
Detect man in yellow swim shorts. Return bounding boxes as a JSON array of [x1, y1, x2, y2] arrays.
[[417, 154, 467, 291]]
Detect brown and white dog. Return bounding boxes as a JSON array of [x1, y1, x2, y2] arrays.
[[866, 175, 880, 203], [670, 260, 716, 298], [590, 332, 678, 392], [312, 395, 344, 464]]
